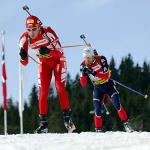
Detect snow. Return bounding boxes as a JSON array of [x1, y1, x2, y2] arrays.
[[0, 132, 150, 150]]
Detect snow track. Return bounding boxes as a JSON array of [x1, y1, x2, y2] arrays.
[[0, 132, 149, 150]]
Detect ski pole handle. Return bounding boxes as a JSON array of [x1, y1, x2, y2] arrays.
[[80, 34, 99, 55], [22, 5, 32, 16], [22, 5, 43, 26], [80, 34, 88, 45]]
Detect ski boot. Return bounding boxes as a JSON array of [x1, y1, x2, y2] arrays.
[[34, 115, 48, 134], [123, 121, 134, 133], [63, 109, 76, 133]]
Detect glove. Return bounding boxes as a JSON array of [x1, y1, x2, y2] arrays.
[[19, 48, 27, 60], [82, 66, 97, 76], [39, 46, 50, 55]]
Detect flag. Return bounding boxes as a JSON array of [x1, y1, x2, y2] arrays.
[[2, 39, 7, 111]]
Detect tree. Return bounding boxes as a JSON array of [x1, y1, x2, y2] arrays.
[[24, 84, 39, 133], [109, 56, 119, 80], [0, 54, 149, 133]]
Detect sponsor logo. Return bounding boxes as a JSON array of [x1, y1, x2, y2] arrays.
[[27, 19, 34, 24]]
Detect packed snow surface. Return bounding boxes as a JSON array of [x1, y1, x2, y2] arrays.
[[0, 132, 149, 150]]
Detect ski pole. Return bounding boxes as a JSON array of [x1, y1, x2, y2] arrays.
[[27, 44, 84, 65], [22, 5, 32, 16], [61, 44, 84, 49], [102, 95, 110, 115], [80, 34, 98, 55], [89, 104, 110, 115], [103, 103, 110, 115], [80, 34, 89, 45], [28, 55, 41, 65], [23, 5, 43, 25], [111, 78, 148, 99], [80, 34, 148, 99], [23, 5, 84, 50]]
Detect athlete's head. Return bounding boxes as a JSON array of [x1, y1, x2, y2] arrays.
[[25, 16, 41, 39], [82, 46, 94, 65]]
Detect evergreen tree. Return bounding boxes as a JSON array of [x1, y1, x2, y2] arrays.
[[7, 98, 19, 133], [109, 56, 119, 80], [24, 84, 39, 133]]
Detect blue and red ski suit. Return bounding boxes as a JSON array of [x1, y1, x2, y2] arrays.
[[80, 55, 128, 129]]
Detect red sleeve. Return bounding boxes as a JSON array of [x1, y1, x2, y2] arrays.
[[80, 75, 88, 87], [19, 32, 29, 65]]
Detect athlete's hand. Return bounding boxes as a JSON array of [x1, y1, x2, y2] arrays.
[[82, 66, 97, 76], [19, 48, 27, 60], [39, 46, 50, 55]]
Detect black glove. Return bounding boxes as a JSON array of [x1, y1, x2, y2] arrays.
[[39, 46, 50, 55], [82, 66, 97, 76], [19, 48, 27, 60]]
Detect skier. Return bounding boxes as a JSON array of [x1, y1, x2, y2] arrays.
[[80, 46, 134, 132], [19, 15, 75, 133]]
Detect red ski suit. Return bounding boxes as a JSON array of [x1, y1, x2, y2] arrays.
[[19, 26, 70, 115]]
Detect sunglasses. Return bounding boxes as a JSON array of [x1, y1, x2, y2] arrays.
[[27, 27, 38, 32]]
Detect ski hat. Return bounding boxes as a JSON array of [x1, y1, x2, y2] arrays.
[[82, 46, 94, 58], [26, 16, 41, 28]]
